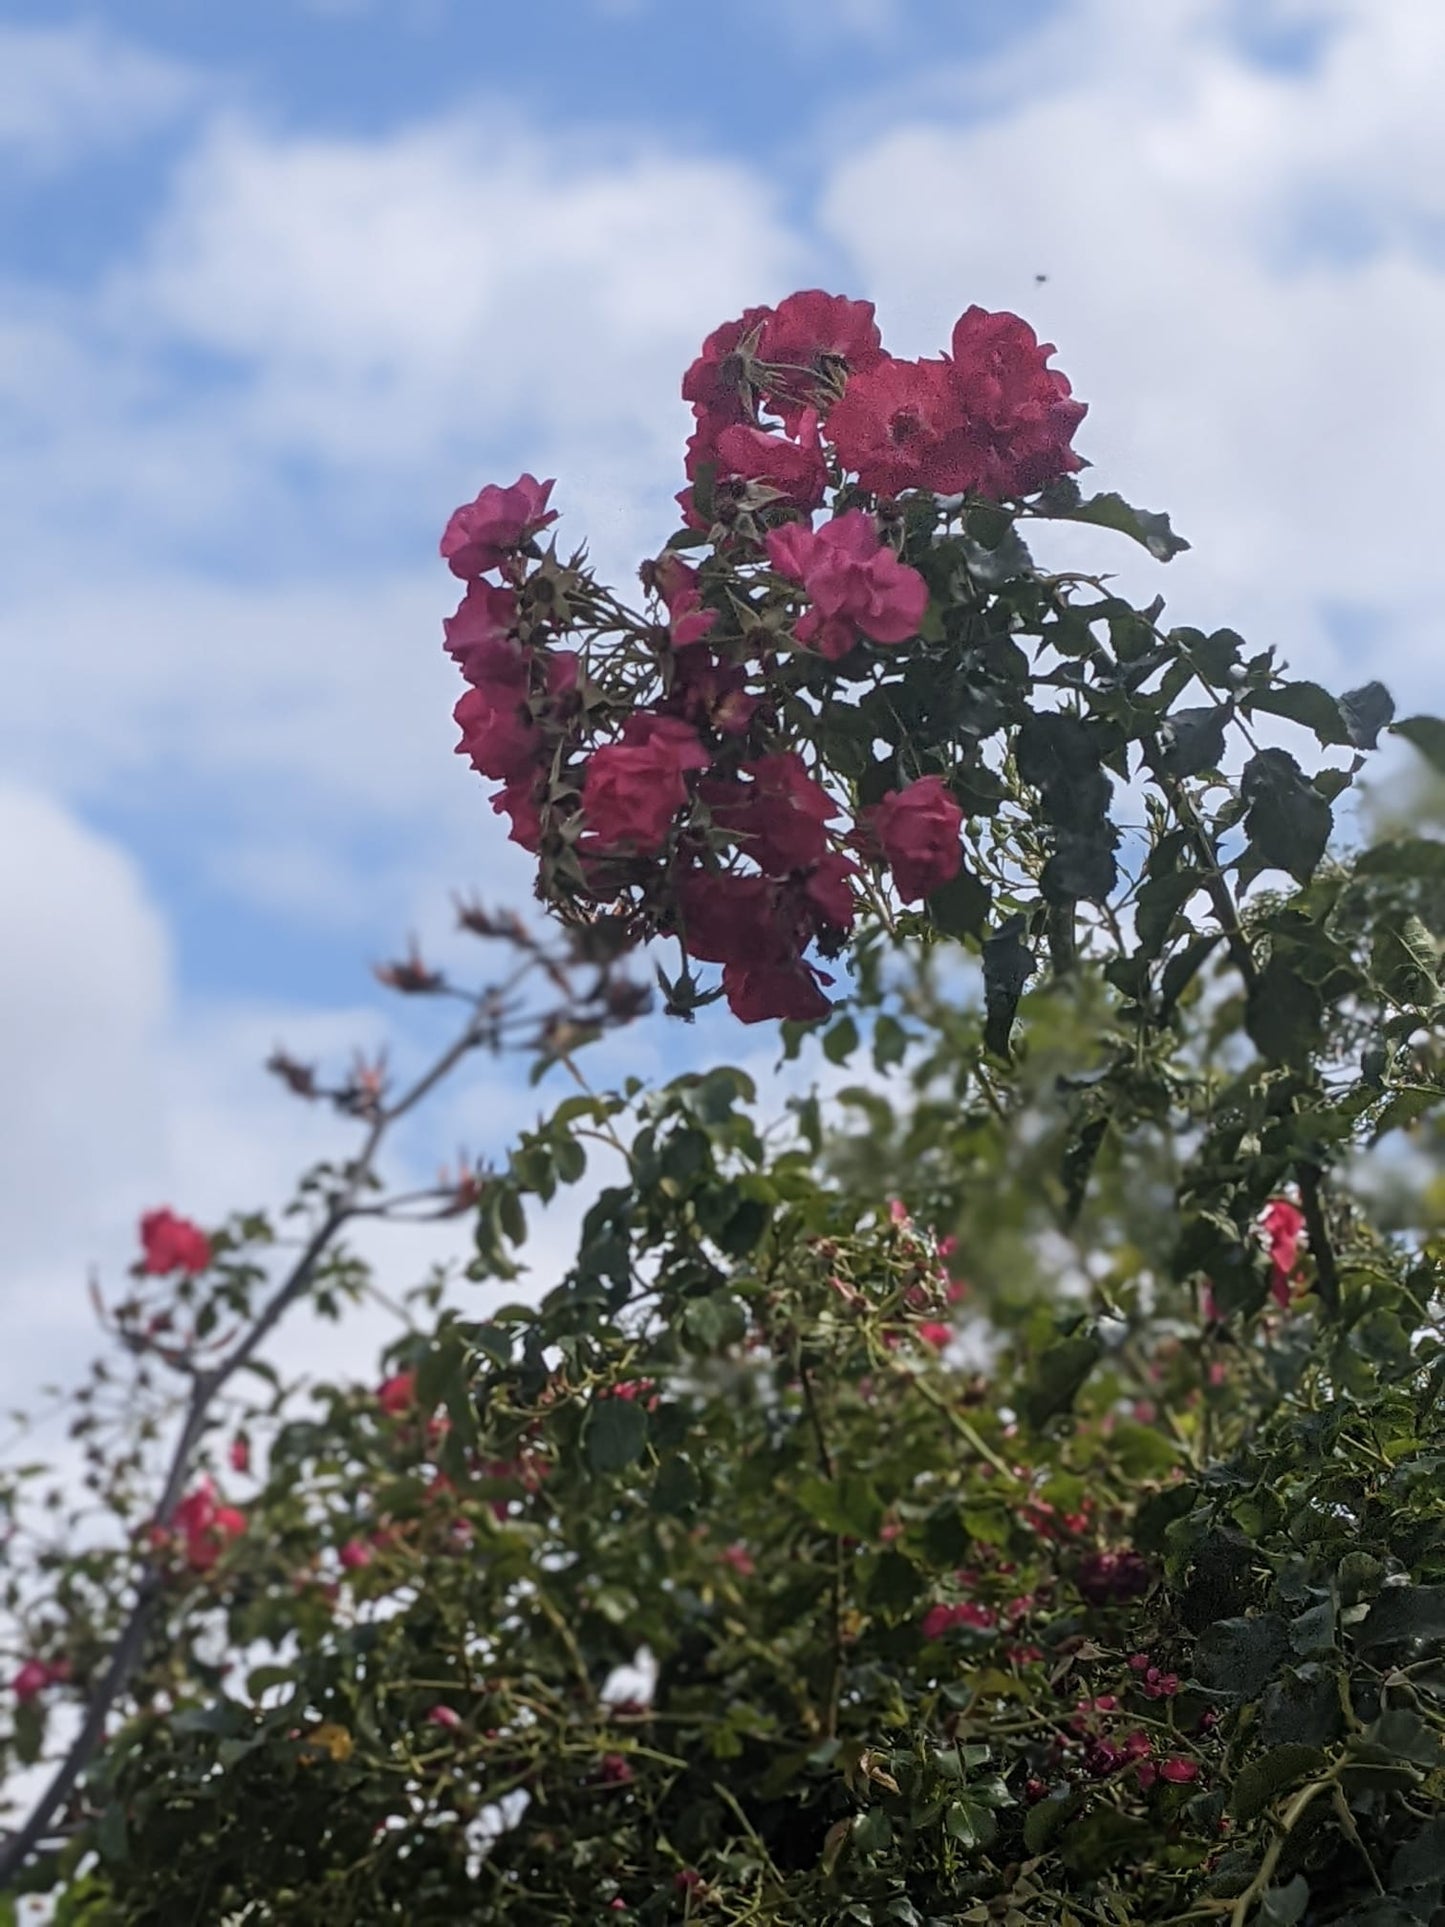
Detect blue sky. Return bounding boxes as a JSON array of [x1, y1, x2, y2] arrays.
[[3, 0, 1443, 1400]]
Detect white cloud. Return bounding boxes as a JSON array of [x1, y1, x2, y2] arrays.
[[819, 0, 1445, 701], [0, 22, 198, 171]]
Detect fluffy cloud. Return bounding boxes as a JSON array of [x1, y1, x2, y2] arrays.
[[820, 0, 1445, 700], [0, 22, 198, 172]]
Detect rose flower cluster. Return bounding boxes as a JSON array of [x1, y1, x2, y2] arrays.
[[437, 292, 1087, 1022]]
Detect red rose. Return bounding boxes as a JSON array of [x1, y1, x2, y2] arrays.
[[703, 753, 836, 876], [868, 777, 964, 902], [489, 778, 545, 853], [580, 714, 708, 855], [757, 290, 883, 425], [138, 1209, 211, 1277], [440, 474, 557, 579], [377, 1370, 416, 1416], [171, 1478, 246, 1572], [827, 354, 970, 497], [680, 306, 770, 420], [945, 306, 1087, 499], [713, 407, 828, 513], [650, 554, 717, 651], [12, 1659, 51, 1703], [721, 957, 831, 1024]]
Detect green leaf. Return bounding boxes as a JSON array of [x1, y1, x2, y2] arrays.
[[1392, 1816, 1445, 1890], [1194, 1614, 1291, 1697], [1249, 681, 1350, 746], [1339, 680, 1395, 750], [1358, 1585, 1445, 1650], [1020, 1331, 1102, 1428], [1038, 484, 1190, 561], [1157, 705, 1229, 777], [1392, 714, 1445, 775], [943, 1794, 999, 1850], [587, 1396, 649, 1473], [652, 1454, 701, 1516], [982, 916, 1036, 1059], [927, 866, 991, 940], [797, 1473, 884, 1541], [1241, 749, 1333, 883], [822, 1016, 859, 1065], [1246, 953, 1324, 1067], [1356, 836, 1445, 880], [1058, 1806, 1153, 1876], [1230, 1745, 1324, 1821]]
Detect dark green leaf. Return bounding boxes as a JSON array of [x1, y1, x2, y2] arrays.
[[1020, 1331, 1102, 1428], [1392, 714, 1445, 775], [1040, 487, 1190, 561], [1249, 682, 1350, 746], [1230, 1745, 1324, 1820], [1157, 705, 1230, 777], [1358, 1585, 1445, 1650], [587, 1396, 648, 1473], [983, 916, 1035, 1059], [1241, 749, 1333, 883], [927, 866, 991, 939], [1340, 681, 1395, 750], [1194, 1614, 1291, 1697], [1246, 953, 1324, 1067]]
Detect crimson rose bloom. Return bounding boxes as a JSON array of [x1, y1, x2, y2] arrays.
[[1261, 1197, 1306, 1308], [702, 753, 836, 876], [12, 1659, 52, 1703], [869, 777, 964, 902], [766, 510, 928, 660], [138, 1209, 210, 1277], [829, 308, 1085, 500], [440, 474, 558, 579], [713, 408, 828, 513], [827, 354, 971, 497], [723, 958, 831, 1024], [581, 714, 709, 855], [172, 1478, 246, 1573], [757, 290, 883, 420], [377, 1370, 417, 1416], [945, 306, 1087, 499]]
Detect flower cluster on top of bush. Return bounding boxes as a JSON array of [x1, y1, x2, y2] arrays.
[[435, 292, 1087, 1023]]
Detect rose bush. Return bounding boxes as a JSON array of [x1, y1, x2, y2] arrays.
[[4, 292, 1445, 1925]]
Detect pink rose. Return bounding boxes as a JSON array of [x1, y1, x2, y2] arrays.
[[766, 510, 928, 659], [868, 777, 964, 902], [440, 475, 557, 579], [442, 581, 519, 674], [138, 1209, 211, 1277], [1261, 1197, 1306, 1308]]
